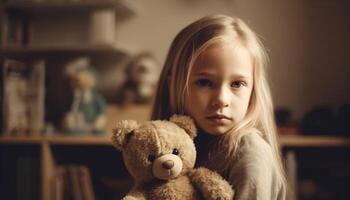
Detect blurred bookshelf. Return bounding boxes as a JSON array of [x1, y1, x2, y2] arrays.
[[0, 104, 150, 200], [1, 113, 350, 199], [0, 0, 136, 55], [0, 0, 137, 199]]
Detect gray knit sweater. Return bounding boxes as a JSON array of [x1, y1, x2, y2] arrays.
[[198, 129, 286, 200]]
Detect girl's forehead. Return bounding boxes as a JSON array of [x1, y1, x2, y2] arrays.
[[191, 43, 253, 77]]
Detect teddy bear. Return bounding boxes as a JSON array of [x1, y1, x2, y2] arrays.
[[111, 115, 234, 200]]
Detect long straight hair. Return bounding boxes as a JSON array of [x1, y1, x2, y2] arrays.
[[151, 15, 286, 186]]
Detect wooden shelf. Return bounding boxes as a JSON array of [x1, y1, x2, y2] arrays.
[[3, 0, 136, 16], [1, 134, 350, 147], [0, 135, 112, 145], [0, 44, 128, 56], [278, 135, 350, 147], [0, 2, 137, 199], [0, 104, 151, 146], [278, 127, 350, 147], [48, 135, 111, 145], [0, 136, 43, 144]]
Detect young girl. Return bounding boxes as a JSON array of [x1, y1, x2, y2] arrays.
[[151, 15, 287, 199]]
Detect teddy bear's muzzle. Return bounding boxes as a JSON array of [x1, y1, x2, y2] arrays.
[[152, 154, 183, 180], [162, 160, 174, 169]]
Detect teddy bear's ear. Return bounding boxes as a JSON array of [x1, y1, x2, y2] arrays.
[[169, 115, 197, 139], [111, 120, 139, 150]]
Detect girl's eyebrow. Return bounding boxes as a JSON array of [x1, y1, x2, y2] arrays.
[[192, 71, 250, 80], [192, 71, 216, 77], [230, 74, 251, 80]]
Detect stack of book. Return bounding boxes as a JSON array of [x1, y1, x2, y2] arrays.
[[1, 58, 45, 137], [0, 10, 31, 48], [0, 153, 40, 200], [51, 165, 96, 200]]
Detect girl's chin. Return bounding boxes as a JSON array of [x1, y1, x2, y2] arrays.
[[201, 126, 231, 136]]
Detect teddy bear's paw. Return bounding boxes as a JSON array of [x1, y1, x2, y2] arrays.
[[122, 190, 147, 200], [202, 186, 234, 200], [189, 167, 234, 200], [209, 178, 234, 200], [210, 190, 235, 200], [122, 196, 140, 200]]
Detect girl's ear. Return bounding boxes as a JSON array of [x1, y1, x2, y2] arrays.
[[169, 115, 197, 139], [112, 120, 139, 150]]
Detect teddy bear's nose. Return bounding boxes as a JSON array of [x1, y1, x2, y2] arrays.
[[162, 160, 174, 169]]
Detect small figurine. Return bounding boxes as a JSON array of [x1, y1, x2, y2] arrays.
[[62, 57, 107, 135], [118, 52, 160, 105]]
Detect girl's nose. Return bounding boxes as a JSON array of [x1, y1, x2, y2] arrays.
[[211, 86, 230, 108]]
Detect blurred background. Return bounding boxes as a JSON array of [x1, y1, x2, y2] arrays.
[[0, 0, 349, 200]]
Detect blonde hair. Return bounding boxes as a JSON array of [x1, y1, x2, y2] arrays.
[[151, 15, 286, 186]]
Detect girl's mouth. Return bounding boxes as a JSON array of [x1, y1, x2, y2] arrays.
[[205, 115, 231, 124]]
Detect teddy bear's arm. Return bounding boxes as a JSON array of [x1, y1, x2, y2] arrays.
[[188, 167, 234, 200], [122, 186, 147, 200]]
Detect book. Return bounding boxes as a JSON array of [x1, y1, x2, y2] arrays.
[[52, 165, 96, 200], [79, 165, 96, 200], [3, 59, 29, 136], [52, 166, 65, 200], [28, 60, 45, 136], [16, 156, 24, 200], [16, 155, 38, 200], [0, 7, 6, 47], [2, 59, 45, 136], [1, 10, 31, 48], [70, 165, 83, 200], [0, 58, 3, 135]]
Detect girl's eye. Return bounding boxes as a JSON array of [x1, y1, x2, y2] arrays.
[[172, 148, 179, 155], [148, 154, 156, 162], [195, 79, 213, 87], [231, 81, 246, 89]]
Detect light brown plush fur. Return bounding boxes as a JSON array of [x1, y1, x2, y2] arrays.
[[112, 115, 234, 200]]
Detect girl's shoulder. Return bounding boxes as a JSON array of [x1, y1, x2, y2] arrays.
[[235, 127, 274, 162], [227, 128, 286, 200], [240, 127, 268, 146]]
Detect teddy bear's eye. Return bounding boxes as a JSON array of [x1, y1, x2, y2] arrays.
[[172, 148, 179, 155], [148, 154, 156, 162]]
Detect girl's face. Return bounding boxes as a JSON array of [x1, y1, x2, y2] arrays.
[[184, 43, 253, 135]]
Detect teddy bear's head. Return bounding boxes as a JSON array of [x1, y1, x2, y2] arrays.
[[112, 115, 197, 182]]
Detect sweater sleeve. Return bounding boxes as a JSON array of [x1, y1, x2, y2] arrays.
[[226, 131, 286, 200]]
